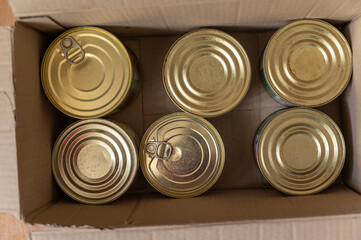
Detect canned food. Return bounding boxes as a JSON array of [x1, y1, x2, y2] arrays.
[[163, 29, 251, 118], [254, 108, 345, 195], [52, 119, 138, 204], [140, 112, 225, 198], [260, 19, 352, 107], [42, 27, 140, 119]]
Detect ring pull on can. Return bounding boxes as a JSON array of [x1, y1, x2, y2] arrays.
[[60, 36, 85, 64], [42, 27, 141, 119], [145, 141, 173, 161], [140, 112, 225, 198]]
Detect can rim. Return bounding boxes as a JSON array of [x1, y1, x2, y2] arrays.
[[52, 118, 139, 204], [263, 19, 352, 107], [255, 108, 346, 195], [41, 26, 133, 119], [139, 112, 225, 198], [162, 28, 251, 118]]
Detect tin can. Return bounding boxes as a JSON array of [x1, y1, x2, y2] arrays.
[[163, 29, 251, 118], [52, 119, 138, 204], [254, 108, 345, 195], [140, 112, 225, 198], [42, 27, 140, 119], [260, 19, 352, 107]]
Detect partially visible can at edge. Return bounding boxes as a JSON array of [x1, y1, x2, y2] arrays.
[[260, 19, 352, 107], [140, 112, 225, 198], [254, 108, 345, 195], [42, 27, 140, 119], [163, 29, 251, 118], [52, 119, 139, 204]]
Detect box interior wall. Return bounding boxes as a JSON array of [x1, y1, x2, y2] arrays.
[[11, 1, 361, 228]]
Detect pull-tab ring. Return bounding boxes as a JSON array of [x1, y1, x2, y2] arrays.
[[60, 36, 85, 64], [145, 141, 173, 161]]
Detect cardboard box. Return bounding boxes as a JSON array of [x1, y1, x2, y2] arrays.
[[1, 0, 361, 239]]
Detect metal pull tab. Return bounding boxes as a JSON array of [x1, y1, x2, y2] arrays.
[[145, 141, 173, 161], [60, 36, 85, 64]]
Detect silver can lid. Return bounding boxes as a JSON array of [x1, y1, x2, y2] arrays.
[[140, 113, 225, 198], [52, 119, 138, 204]]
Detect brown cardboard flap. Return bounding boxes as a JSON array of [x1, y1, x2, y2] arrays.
[[8, 0, 361, 29], [14, 23, 67, 218], [0, 26, 20, 217], [28, 214, 361, 240], [27, 185, 361, 228], [343, 17, 361, 191], [20, 16, 65, 36]]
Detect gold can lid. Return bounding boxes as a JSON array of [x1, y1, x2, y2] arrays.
[[42, 27, 132, 119], [263, 19, 352, 106], [52, 119, 138, 204], [140, 113, 225, 198], [163, 29, 251, 118], [256, 108, 345, 195]]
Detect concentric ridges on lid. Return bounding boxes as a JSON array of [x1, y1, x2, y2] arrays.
[[163, 29, 251, 117], [52, 119, 138, 204], [140, 112, 225, 198], [262, 19, 352, 106], [41, 27, 138, 119], [255, 108, 345, 195]]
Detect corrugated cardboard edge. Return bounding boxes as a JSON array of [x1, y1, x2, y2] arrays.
[[0, 26, 20, 218], [6, 0, 361, 19], [29, 214, 361, 240], [7, 0, 361, 31]]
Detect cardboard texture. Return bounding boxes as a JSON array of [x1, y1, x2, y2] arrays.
[[25, 185, 361, 228], [0, 27, 20, 218], [20, 16, 65, 35], [14, 23, 67, 218], [343, 17, 361, 192], [7, 0, 361, 30], [2, 0, 361, 239], [28, 214, 361, 240]]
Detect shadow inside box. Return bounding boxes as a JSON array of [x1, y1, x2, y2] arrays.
[[13, 21, 358, 231], [25, 184, 361, 229]]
